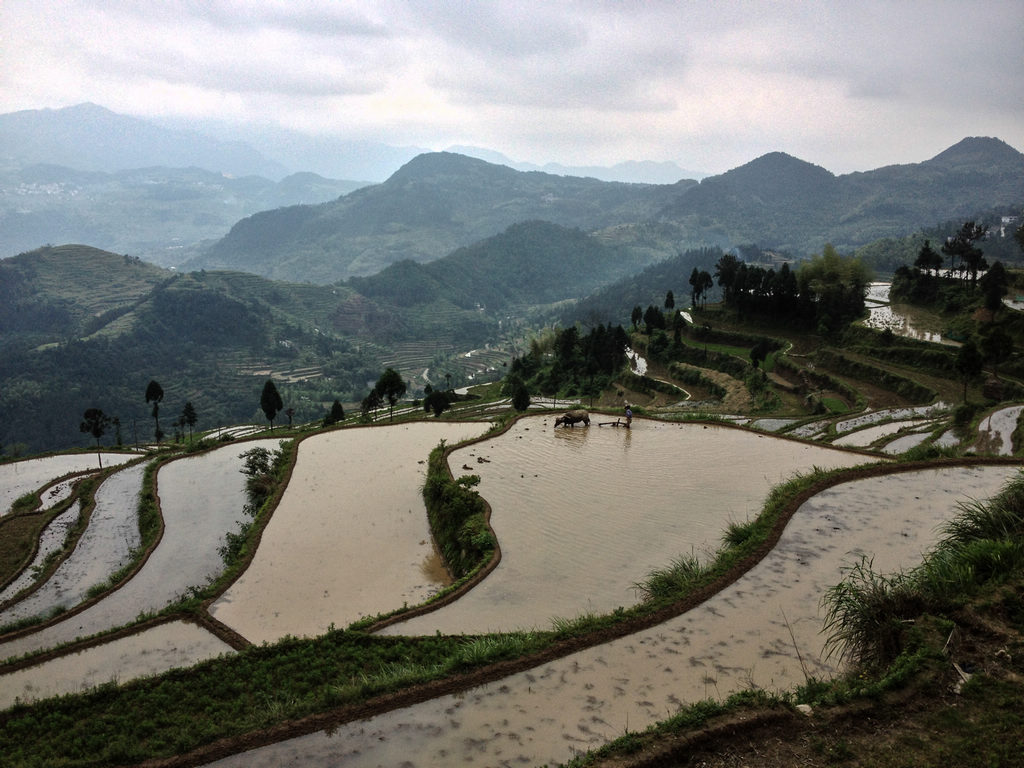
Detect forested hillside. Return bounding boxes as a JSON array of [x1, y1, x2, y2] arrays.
[[192, 151, 674, 282], [0, 228, 649, 453], [193, 138, 1024, 284], [0, 247, 379, 453], [347, 221, 645, 312]]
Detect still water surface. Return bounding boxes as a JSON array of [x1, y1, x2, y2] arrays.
[[0, 440, 279, 661], [206, 464, 1020, 768], [210, 422, 490, 644], [386, 416, 868, 635]]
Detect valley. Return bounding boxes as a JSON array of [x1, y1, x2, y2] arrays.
[[1, 109, 1024, 766]]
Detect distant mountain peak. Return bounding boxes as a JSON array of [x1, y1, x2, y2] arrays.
[[710, 151, 835, 197], [385, 151, 518, 184], [925, 136, 1024, 170]]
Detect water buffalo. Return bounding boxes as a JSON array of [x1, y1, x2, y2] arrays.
[[554, 409, 590, 428]]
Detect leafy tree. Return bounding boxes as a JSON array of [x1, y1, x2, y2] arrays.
[[714, 252, 741, 303], [181, 401, 197, 441], [942, 221, 988, 286], [79, 407, 112, 468], [980, 325, 1013, 377], [423, 389, 451, 417], [954, 339, 984, 401], [796, 244, 872, 336], [374, 367, 407, 422], [260, 379, 284, 429], [145, 379, 164, 442], [664, 290, 675, 310], [697, 269, 714, 308], [511, 380, 531, 411], [913, 239, 943, 275], [323, 399, 345, 427], [361, 388, 383, 421], [630, 305, 643, 330], [750, 339, 772, 369], [979, 260, 1008, 313], [643, 304, 665, 333]]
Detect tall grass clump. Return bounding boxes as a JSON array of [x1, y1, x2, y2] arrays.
[[821, 557, 923, 669], [940, 474, 1024, 546], [722, 518, 758, 548], [823, 469, 1024, 670], [635, 552, 710, 601]]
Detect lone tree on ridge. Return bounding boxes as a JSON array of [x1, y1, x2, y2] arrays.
[[80, 407, 112, 468], [375, 367, 407, 422], [145, 379, 164, 442], [260, 380, 284, 429], [181, 401, 197, 441]]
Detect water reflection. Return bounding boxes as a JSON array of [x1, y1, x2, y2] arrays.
[[384, 416, 867, 636], [206, 464, 1020, 768], [209, 422, 489, 644], [862, 282, 956, 346]]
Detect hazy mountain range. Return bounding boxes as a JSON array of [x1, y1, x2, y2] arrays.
[[2, 103, 1023, 453], [0, 103, 697, 264], [193, 137, 1024, 283], [0, 103, 696, 184]]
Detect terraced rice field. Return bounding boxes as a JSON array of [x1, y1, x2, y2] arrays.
[[1, 411, 1021, 766]]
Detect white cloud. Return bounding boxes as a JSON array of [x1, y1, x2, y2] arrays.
[[1, 0, 1021, 174]]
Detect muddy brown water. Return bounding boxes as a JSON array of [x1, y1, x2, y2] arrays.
[[0, 462, 146, 629], [0, 440, 280, 661], [0, 621, 233, 709], [204, 464, 1020, 768], [384, 417, 868, 635], [210, 422, 490, 644], [0, 453, 135, 516]]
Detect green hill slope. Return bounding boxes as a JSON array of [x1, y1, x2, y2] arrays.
[[195, 140, 1024, 285], [192, 152, 676, 282], [0, 247, 384, 453]]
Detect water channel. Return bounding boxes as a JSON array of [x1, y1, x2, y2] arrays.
[[206, 462, 1020, 768]]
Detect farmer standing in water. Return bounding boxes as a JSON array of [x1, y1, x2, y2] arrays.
[[624, 404, 632, 429]]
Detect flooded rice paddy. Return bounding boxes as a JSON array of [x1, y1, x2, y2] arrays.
[[383, 416, 868, 635], [0, 502, 82, 607], [832, 420, 932, 448], [206, 463, 1021, 768], [0, 621, 233, 709], [0, 440, 280, 661], [0, 453, 135, 516], [210, 422, 490, 644], [976, 405, 1024, 456], [3, 413, 1022, 764], [863, 282, 953, 345], [0, 462, 147, 629]]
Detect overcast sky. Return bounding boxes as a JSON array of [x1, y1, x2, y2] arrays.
[[2, 0, 1022, 175]]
